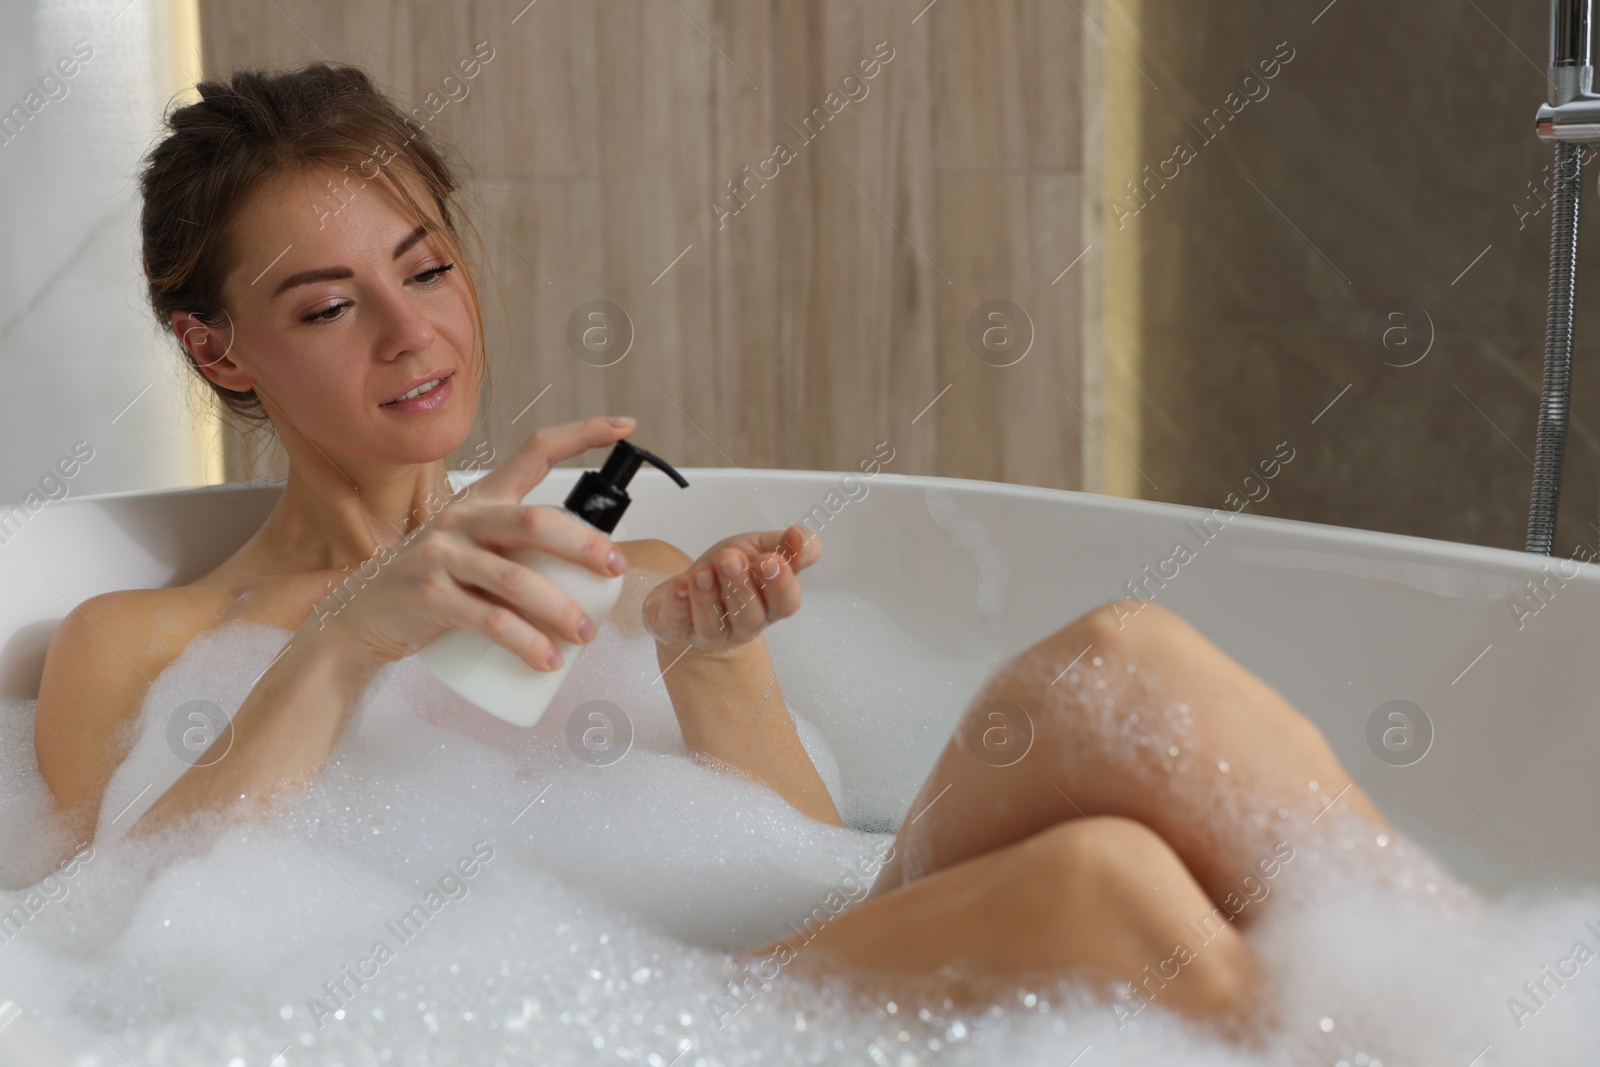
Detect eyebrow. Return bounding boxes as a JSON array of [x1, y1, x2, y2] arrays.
[[270, 224, 432, 298]]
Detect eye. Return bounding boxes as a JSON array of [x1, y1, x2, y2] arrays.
[[301, 301, 351, 324], [298, 263, 455, 325], [413, 262, 455, 285]]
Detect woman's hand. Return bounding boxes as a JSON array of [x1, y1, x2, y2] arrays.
[[314, 415, 638, 671], [641, 526, 822, 657]]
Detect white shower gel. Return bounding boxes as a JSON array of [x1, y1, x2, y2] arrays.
[[418, 440, 689, 728]]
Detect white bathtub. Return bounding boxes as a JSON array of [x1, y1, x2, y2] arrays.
[[1, 467, 1597, 1060]]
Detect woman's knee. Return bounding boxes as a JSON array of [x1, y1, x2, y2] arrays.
[[1081, 598, 1192, 655], [1027, 599, 1186, 675], [1020, 817, 1259, 1022], [1057, 600, 1334, 763], [1019, 814, 1187, 910]]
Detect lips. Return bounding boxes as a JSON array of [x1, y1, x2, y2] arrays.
[[381, 370, 453, 406]]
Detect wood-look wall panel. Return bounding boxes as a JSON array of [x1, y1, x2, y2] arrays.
[[934, 0, 1082, 172], [410, 0, 472, 106], [935, 173, 1082, 487], [771, 0, 940, 471], [461, 0, 600, 181], [703, 2, 781, 469], [468, 178, 604, 445], [931, 0, 1084, 490], [199, 0, 1094, 491], [592, 0, 722, 470], [198, 1, 416, 91]]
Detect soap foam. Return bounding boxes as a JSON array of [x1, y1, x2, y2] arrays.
[[0, 568, 1597, 1065]]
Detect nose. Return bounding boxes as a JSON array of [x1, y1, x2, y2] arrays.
[[373, 276, 437, 360]]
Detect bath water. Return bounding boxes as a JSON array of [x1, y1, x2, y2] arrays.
[[0, 565, 1597, 1065]]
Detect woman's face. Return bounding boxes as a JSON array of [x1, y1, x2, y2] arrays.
[[185, 163, 480, 468]]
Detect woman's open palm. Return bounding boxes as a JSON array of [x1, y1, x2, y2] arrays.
[[642, 526, 822, 655]]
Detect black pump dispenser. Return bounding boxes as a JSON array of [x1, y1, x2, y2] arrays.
[[563, 440, 689, 534]]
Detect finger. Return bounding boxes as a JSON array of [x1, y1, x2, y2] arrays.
[[686, 559, 730, 648], [439, 538, 596, 646], [714, 549, 766, 643], [440, 581, 565, 672], [450, 504, 625, 578], [471, 416, 636, 504], [749, 548, 786, 584], [645, 574, 695, 646], [740, 526, 820, 572], [748, 551, 802, 620], [781, 525, 823, 571]]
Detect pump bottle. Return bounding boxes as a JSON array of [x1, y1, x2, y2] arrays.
[[419, 440, 689, 727]]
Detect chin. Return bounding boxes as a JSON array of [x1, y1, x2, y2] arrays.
[[364, 410, 475, 466], [397, 423, 474, 465]]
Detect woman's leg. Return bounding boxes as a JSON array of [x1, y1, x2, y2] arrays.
[[765, 813, 1261, 1030], [864, 598, 1390, 921], [738, 599, 1390, 1031]]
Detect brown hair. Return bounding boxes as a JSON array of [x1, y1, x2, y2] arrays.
[[137, 61, 492, 428]]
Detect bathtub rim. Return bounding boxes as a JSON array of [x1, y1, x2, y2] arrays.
[[40, 466, 1585, 585]]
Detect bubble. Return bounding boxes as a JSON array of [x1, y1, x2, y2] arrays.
[[0, 596, 1596, 1066]]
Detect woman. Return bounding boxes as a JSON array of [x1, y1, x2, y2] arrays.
[[31, 62, 1392, 1038]]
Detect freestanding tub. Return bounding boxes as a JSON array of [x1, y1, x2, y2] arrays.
[[1, 465, 1597, 1061]]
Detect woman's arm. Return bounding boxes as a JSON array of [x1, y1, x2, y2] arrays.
[[124, 618, 381, 841], [656, 636, 843, 826], [32, 592, 382, 851], [626, 539, 843, 827]]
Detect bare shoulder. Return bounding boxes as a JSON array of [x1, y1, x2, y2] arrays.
[[617, 538, 692, 573], [33, 587, 212, 818], [44, 585, 216, 678]]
